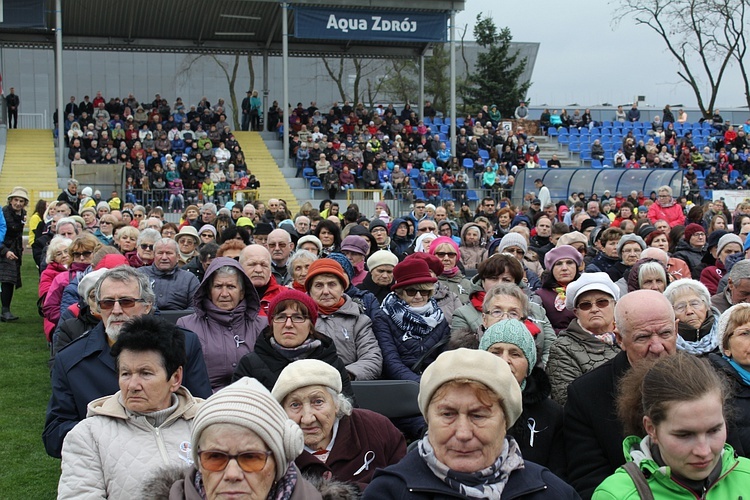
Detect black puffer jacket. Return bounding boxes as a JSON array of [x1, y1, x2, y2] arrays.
[[709, 353, 750, 456], [232, 327, 355, 400], [672, 239, 706, 279]]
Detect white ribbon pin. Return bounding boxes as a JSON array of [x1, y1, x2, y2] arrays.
[[353, 451, 375, 475]]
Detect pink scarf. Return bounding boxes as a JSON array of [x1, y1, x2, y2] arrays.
[[430, 236, 461, 277]]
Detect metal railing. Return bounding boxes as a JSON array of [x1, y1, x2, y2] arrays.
[[17, 112, 48, 129]]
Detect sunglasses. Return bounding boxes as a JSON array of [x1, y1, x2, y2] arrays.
[[418, 227, 437, 232], [72, 251, 93, 259], [403, 288, 433, 297], [97, 297, 147, 310], [140, 244, 154, 251], [434, 251, 457, 258], [198, 450, 272, 473], [576, 298, 613, 311]]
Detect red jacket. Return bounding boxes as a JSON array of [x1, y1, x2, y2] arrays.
[[648, 200, 685, 227], [258, 277, 284, 317]]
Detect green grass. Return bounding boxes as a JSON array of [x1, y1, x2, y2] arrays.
[[0, 258, 61, 499]]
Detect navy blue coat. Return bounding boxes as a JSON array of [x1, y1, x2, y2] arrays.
[[43, 321, 211, 458], [371, 304, 450, 382], [363, 447, 580, 499]]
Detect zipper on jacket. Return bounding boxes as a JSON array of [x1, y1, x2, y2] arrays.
[[153, 427, 170, 464]]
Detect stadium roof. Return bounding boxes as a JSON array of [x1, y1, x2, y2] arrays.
[[0, 0, 465, 58]]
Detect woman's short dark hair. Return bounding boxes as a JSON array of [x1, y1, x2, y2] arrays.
[[314, 219, 342, 246], [477, 253, 523, 284], [221, 226, 251, 244], [111, 316, 186, 380]]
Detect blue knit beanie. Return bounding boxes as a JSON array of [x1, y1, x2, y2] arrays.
[[327, 252, 354, 281], [479, 319, 536, 389]]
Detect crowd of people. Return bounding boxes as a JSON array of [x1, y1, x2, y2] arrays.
[[2, 164, 749, 498]]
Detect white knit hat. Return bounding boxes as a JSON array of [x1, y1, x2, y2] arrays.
[[716, 303, 750, 352], [367, 249, 399, 271], [418, 348, 523, 429], [497, 233, 528, 254], [272, 359, 342, 403], [191, 377, 303, 480]]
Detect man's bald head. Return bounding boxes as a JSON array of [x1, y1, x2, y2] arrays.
[[615, 290, 677, 366], [640, 247, 669, 266]]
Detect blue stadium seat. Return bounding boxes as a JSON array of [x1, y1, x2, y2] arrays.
[[591, 160, 603, 168], [413, 189, 425, 199], [539, 159, 547, 168], [478, 150, 489, 160], [466, 190, 479, 202], [456, 118, 465, 127], [302, 168, 317, 180], [433, 117, 443, 125], [731, 170, 740, 180], [424, 117, 432, 125], [462, 158, 474, 169], [309, 178, 324, 197], [547, 127, 558, 137], [568, 142, 581, 153]]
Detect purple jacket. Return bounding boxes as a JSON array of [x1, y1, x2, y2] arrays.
[[177, 257, 267, 392]]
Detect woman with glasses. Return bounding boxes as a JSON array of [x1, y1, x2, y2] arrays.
[[427, 236, 472, 304], [673, 223, 707, 279], [59, 316, 201, 499], [647, 185, 685, 228], [178, 258, 267, 392], [93, 214, 117, 246], [233, 289, 355, 399], [663, 279, 720, 356], [125, 228, 160, 268], [546, 272, 621, 405]]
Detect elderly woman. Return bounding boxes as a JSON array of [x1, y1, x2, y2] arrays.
[[479, 320, 565, 477], [663, 279, 720, 355], [533, 245, 583, 333], [175, 225, 200, 266], [298, 235, 323, 256], [414, 232, 437, 254], [92, 214, 117, 246], [59, 316, 202, 499], [304, 259, 383, 381], [233, 289, 355, 399], [372, 259, 450, 382], [273, 360, 406, 489], [364, 349, 578, 499], [459, 223, 487, 271], [495, 232, 543, 291], [546, 272, 621, 405], [288, 249, 318, 292], [145, 377, 329, 499], [626, 257, 670, 293], [314, 219, 341, 256], [114, 225, 139, 254], [39, 236, 72, 302], [647, 185, 684, 227], [701, 233, 743, 295], [404, 252, 463, 323], [710, 303, 750, 454], [428, 236, 473, 304], [673, 223, 707, 279], [358, 250, 399, 304], [0, 187, 29, 321], [177, 257, 267, 392], [125, 228, 159, 268]]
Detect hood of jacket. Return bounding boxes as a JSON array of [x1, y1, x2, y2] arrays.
[[192, 257, 260, 316], [459, 222, 486, 248], [86, 386, 201, 422]]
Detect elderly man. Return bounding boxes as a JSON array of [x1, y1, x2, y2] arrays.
[[262, 198, 280, 223], [564, 290, 677, 499], [267, 229, 294, 285], [242, 202, 257, 222], [586, 201, 610, 228], [294, 215, 310, 236], [144, 216, 162, 231], [712, 259, 750, 313], [140, 238, 200, 310], [239, 244, 283, 316], [43, 266, 211, 458], [192, 203, 217, 229]]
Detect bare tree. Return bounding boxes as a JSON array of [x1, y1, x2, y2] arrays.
[[321, 57, 386, 106], [713, 0, 749, 111], [177, 54, 256, 129], [614, 0, 746, 117]]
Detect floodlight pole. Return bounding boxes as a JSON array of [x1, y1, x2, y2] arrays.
[[56, 0, 64, 171], [262, 50, 269, 129], [418, 54, 425, 125], [449, 11, 456, 154], [282, 3, 290, 169]]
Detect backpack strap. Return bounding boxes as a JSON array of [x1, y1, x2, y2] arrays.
[[622, 461, 655, 500]]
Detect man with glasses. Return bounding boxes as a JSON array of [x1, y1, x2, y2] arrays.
[[564, 289, 677, 499], [405, 198, 427, 228], [267, 229, 294, 285], [44, 266, 211, 458], [140, 238, 200, 310], [477, 197, 499, 225]]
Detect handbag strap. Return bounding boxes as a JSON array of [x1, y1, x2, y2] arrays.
[[411, 334, 449, 374], [622, 461, 654, 500]]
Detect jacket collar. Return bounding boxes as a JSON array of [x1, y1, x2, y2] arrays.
[[86, 386, 201, 422]]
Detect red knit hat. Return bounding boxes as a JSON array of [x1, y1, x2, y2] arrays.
[[391, 259, 437, 291], [683, 223, 705, 241], [267, 289, 319, 325], [94, 253, 129, 270], [404, 252, 444, 276], [304, 258, 349, 291]]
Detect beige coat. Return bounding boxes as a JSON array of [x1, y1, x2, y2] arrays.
[[58, 387, 202, 500]]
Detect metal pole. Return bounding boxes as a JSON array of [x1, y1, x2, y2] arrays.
[[282, 3, 290, 169], [418, 54, 425, 124], [262, 50, 269, 132], [449, 12, 456, 154], [56, 0, 64, 171]]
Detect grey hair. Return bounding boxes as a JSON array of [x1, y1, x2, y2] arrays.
[[67, 179, 79, 188], [137, 228, 161, 245], [326, 387, 353, 418], [154, 237, 179, 253], [45, 236, 73, 264], [56, 217, 79, 234], [663, 279, 711, 308], [729, 259, 750, 283], [288, 249, 318, 268], [658, 185, 672, 196], [482, 283, 530, 317], [132, 204, 146, 214], [94, 267, 155, 306], [211, 265, 245, 293], [638, 262, 667, 288]]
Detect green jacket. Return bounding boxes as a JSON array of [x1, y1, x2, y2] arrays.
[[593, 435, 750, 499]]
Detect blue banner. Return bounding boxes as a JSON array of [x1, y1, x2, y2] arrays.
[[294, 7, 447, 43], [0, 0, 46, 29]]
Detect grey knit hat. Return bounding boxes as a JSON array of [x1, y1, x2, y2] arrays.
[[497, 233, 528, 254], [191, 377, 304, 480], [616, 234, 646, 257], [717, 233, 743, 257], [479, 319, 537, 389]]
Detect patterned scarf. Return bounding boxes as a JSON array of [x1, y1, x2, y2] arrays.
[[381, 292, 444, 341], [418, 433, 524, 498], [676, 312, 718, 355], [270, 337, 322, 361]]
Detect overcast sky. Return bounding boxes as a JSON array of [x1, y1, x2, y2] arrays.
[[455, 1, 747, 109]]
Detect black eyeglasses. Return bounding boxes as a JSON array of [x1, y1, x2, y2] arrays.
[[576, 298, 613, 311], [97, 298, 147, 310], [403, 288, 434, 297], [272, 314, 308, 323], [72, 251, 93, 259], [198, 450, 272, 473], [140, 244, 154, 251]]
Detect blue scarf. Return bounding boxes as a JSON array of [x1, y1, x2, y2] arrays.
[[725, 356, 750, 386]]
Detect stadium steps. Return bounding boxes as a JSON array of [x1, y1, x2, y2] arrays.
[[0, 129, 58, 204], [233, 131, 301, 215]]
